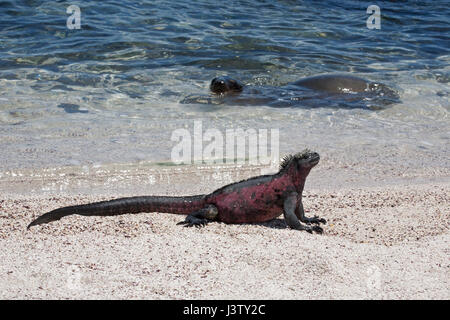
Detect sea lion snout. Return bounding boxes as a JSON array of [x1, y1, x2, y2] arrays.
[[210, 76, 244, 94]]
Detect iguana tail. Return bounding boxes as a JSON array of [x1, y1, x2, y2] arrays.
[[27, 195, 206, 229]]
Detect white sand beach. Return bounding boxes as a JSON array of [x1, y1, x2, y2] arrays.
[[0, 155, 448, 299]]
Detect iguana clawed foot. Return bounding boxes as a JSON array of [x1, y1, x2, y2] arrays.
[[305, 216, 327, 225], [304, 216, 326, 233], [308, 225, 324, 234], [291, 223, 323, 234], [177, 205, 218, 228], [177, 215, 210, 228]]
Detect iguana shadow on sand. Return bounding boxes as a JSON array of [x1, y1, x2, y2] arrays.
[[28, 150, 326, 234], [181, 74, 400, 109]]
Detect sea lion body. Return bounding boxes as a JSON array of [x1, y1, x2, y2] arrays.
[[292, 74, 370, 94], [182, 74, 400, 109]]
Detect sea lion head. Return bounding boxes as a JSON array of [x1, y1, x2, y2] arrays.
[[210, 76, 244, 94]]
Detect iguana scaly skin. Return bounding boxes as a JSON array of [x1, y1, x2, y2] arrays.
[[28, 150, 326, 233]]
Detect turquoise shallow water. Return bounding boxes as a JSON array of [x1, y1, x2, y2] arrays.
[[0, 0, 449, 170]]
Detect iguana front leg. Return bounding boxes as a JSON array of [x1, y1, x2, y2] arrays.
[[177, 204, 218, 227], [295, 200, 326, 225], [283, 193, 322, 233]]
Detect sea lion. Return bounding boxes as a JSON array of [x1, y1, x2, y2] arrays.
[[182, 74, 400, 109]]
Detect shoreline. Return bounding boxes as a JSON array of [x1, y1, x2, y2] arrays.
[[1, 152, 449, 195]]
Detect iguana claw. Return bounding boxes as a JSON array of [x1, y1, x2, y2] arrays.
[[312, 225, 323, 234], [177, 216, 209, 228]]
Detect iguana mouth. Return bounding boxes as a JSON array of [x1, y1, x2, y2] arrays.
[[307, 153, 320, 165]]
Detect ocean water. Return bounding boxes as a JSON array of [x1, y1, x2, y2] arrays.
[[0, 0, 449, 172]]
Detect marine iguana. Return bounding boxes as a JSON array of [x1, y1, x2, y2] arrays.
[[182, 74, 400, 109], [27, 149, 326, 233]]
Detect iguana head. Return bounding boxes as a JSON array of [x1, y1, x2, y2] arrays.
[[280, 149, 320, 171], [210, 76, 244, 94]]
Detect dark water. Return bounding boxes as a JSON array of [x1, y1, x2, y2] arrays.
[[1, 1, 448, 76], [0, 0, 449, 170]]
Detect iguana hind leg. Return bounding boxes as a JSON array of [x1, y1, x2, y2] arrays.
[[284, 193, 323, 233], [177, 204, 218, 228], [296, 200, 326, 225]]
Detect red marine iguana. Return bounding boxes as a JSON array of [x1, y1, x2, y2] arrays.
[[27, 149, 326, 233]]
